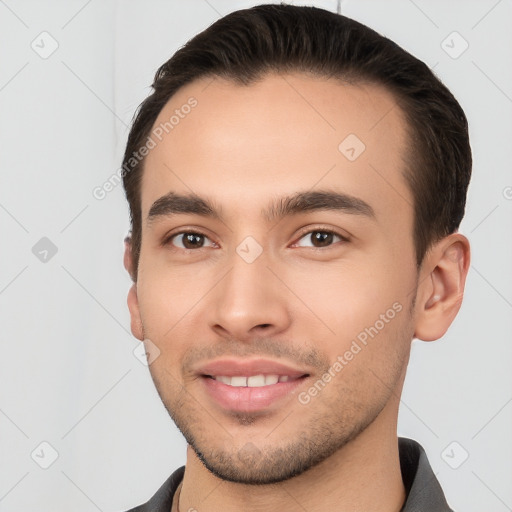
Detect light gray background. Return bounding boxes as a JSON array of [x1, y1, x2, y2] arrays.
[[1, 0, 511, 511]]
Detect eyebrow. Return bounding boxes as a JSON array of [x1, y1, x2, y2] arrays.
[[146, 189, 376, 226]]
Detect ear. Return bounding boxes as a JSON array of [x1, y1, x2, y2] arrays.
[[414, 233, 470, 341], [124, 235, 144, 341]]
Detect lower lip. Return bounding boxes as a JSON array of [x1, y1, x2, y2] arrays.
[[201, 376, 307, 412]]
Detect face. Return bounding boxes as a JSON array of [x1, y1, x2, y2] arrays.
[[127, 73, 420, 484]]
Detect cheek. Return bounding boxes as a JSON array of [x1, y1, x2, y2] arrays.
[[136, 261, 209, 338], [286, 259, 409, 342]]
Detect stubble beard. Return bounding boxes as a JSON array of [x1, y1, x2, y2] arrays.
[[143, 295, 415, 485]]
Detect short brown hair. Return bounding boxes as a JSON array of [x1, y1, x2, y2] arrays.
[[122, 4, 471, 280]]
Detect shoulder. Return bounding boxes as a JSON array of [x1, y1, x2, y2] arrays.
[[122, 466, 185, 512]]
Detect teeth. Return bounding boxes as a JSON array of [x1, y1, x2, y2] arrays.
[[265, 374, 279, 385], [230, 376, 247, 387], [212, 374, 293, 387], [247, 375, 266, 387]]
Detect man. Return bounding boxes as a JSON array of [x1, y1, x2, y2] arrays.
[[121, 4, 471, 511]]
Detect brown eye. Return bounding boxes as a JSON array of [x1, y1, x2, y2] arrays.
[[295, 230, 345, 248], [168, 232, 215, 250]]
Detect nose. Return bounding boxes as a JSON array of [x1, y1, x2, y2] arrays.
[[207, 248, 292, 342]]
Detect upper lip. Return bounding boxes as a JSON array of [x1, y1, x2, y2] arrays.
[[196, 358, 310, 378]]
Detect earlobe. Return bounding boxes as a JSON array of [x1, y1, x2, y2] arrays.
[[127, 283, 144, 341], [414, 234, 470, 342]]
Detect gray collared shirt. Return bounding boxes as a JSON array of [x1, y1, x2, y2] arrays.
[[125, 437, 454, 511]]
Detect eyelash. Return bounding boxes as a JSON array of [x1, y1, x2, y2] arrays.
[[162, 227, 349, 251]]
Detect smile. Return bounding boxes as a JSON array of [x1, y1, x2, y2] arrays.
[[207, 374, 296, 387]]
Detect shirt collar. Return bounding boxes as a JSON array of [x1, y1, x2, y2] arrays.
[[398, 437, 454, 511]]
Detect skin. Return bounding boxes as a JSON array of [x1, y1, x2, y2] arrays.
[[123, 73, 470, 512]]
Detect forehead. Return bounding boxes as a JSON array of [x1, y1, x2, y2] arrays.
[[141, 72, 412, 226]]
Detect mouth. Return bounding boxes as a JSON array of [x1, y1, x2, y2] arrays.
[[196, 358, 311, 413], [200, 374, 309, 413], [204, 374, 304, 387]]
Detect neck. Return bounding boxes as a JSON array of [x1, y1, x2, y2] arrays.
[[177, 402, 406, 512]]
